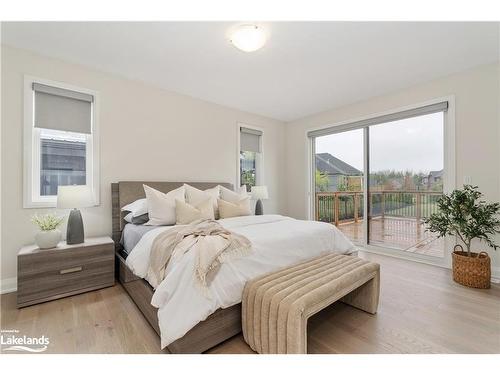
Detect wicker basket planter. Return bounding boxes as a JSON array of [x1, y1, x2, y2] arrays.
[[452, 245, 491, 289]]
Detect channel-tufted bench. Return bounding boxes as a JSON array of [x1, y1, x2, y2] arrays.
[[242, 253, 380, 354]]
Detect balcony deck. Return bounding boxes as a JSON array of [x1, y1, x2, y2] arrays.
[[336, 216, 444, 257], [315, 190, 444, 258]]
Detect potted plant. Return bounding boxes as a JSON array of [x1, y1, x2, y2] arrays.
[[424, 185, 500, 289], [31, 213, 65, 249]]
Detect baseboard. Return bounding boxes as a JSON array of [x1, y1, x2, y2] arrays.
[[361, 248, 500, 284], [0, 277, 17, 294], [492, 267, 500, 284]]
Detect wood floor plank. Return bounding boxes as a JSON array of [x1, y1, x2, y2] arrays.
[[1, 252, 499, 354]]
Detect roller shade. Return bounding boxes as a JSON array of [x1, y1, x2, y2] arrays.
[[307, 101, 448, 138], [240, 127, 262, 153], [33, 83, 93, 134]]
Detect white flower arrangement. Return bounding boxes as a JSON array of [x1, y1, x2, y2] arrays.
[[31, 213, 65, 231]]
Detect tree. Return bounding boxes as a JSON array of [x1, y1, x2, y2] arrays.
[[315, 170, 329, 192], [241, 170, 256, 191], [424, 185, 500, 256]]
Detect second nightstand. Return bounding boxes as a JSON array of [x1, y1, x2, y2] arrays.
[[17, 236, 115, 308]]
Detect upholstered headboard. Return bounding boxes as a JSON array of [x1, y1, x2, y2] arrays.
[[111, 181, 233, 251]]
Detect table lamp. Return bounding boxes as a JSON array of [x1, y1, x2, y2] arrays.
[[251, 186, 269, 215], [57, 185, 93, 244]]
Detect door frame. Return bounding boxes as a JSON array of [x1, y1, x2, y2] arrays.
[[306, 95, 456, 268]]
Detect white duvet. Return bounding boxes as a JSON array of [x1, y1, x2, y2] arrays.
[[126, 214, 355, 348]]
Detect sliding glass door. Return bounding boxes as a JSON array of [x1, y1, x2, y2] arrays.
[[368, 112, 444, 256], [311, 102, 447, 259]]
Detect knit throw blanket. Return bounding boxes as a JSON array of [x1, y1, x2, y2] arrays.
[[147, 219, 252, 294]]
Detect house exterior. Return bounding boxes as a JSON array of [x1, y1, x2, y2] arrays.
[[315, 153, 363, 192], [40, 138, 87, 196], [422, 169, 444, 190]]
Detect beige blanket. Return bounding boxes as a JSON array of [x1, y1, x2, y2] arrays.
[[147, 219, 252, 292]]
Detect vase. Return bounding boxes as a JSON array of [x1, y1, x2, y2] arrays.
[[35, 229, 61, 249], [452, 245, 491, 289]]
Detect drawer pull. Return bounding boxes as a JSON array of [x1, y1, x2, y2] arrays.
[[60, 266, 83, 275]]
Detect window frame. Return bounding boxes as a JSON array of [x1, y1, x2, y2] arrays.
[[306, 96, 456, 268], [236, 123, 264, 190], [23, 76, 100, 208]]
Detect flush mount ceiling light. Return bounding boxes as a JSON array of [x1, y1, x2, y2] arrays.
[[229, 24, 267, 52]]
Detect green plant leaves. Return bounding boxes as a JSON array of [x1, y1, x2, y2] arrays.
[[31, 213, 65, 231], [424, 185, 500, 255]]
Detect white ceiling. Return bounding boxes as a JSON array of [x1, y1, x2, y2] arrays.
[[2, 22, 499, 122]]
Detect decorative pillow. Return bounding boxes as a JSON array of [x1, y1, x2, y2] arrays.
[[132, 213, 149, 225], [121, 198, 148, 217], [124, 212, 150, 225], [219, 185, 248, 203], [184, 184, 220, 218], [143, 184, 185, 226], [217, 197, 252, 219], [124, 212, 134, 223], [176, 198, 215, 225]]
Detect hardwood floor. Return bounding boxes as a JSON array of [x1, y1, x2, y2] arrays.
[[1, 252, 499, 354]]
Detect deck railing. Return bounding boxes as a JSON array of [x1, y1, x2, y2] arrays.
[[315, 190, 442, 226]]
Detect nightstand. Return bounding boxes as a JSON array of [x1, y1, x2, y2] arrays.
[[17, 236, 115, 308]]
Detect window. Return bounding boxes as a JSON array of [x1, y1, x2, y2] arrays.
[[309, 100, 451, 260], [24, 77, 99, 207], [39, 129, 87, 196], [239, 126, 263, 192]]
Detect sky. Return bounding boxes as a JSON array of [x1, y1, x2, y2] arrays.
[[315, 112, 444, 174]]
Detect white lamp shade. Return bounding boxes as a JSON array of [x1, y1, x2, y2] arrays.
[[57, 185, 94, 209], [251, 186, 269, 200]]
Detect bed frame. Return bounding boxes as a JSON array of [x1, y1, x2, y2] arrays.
[[111, 181, 242, 354]]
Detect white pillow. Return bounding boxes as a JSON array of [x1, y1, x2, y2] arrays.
[[219, 185, 248, 203], [143, 184, 185, 226], [218, 197, 252, 219], [176, 198, 215, 225], [184, 184, 220, 217], [121, 198, 148, 217]]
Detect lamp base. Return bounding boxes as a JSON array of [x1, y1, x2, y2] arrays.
[[67, 209, 84, 245], [255, 199, 264, 215]]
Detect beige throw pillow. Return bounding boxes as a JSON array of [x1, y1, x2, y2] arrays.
[[219, 185, 248, 203], [184, 184, 220, 218], [176, 198, 215, 225], [217, 197, 252, 219], [144, 184, 185, 226]]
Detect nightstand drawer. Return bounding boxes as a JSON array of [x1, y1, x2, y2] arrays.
[[17, 241, 114, 307]]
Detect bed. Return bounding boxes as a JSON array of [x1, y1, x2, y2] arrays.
[[112, 181, 356, 353]]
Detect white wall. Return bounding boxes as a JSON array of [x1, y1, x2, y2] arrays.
[[285, 62, 500, 274], [0, 46, 286, 291]]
